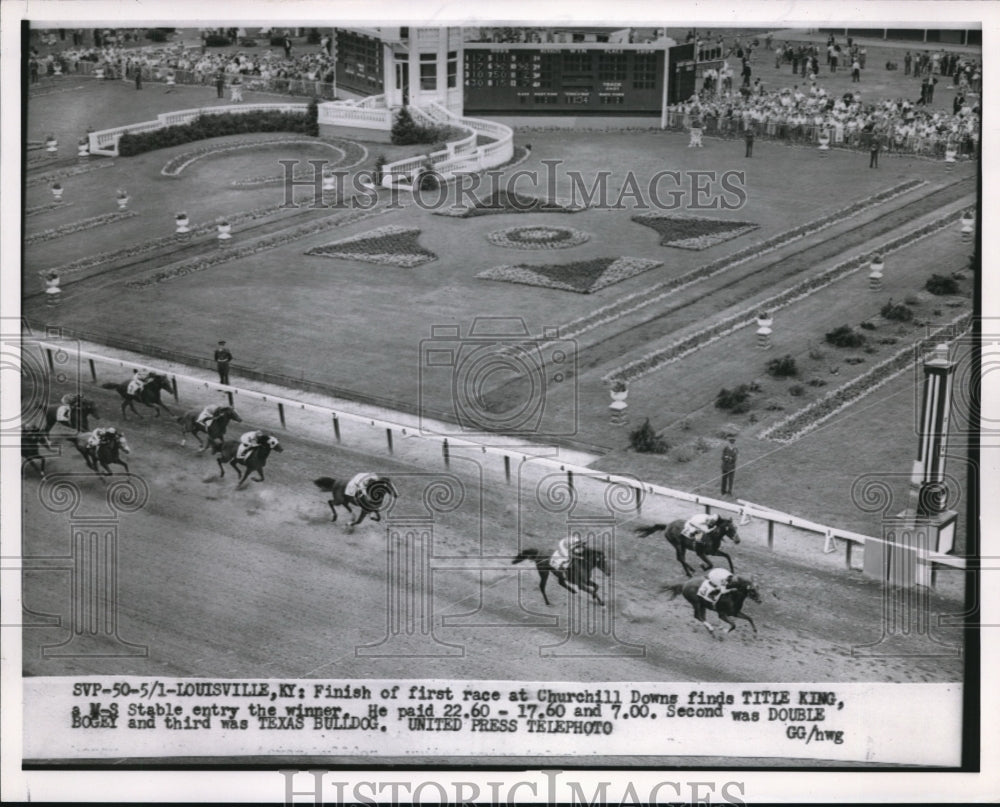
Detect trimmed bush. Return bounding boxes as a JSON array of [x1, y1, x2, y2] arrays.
[[629, 418, 669, 454], [306, 98, 319, 137], [880, 299, 914, 322], [390, 106, 455, 146], [673, 444, 696, 463], [807, 378, 827, 387], [825, 324, 866, 349], [373, 154, 387, 184], [204, 34, 230, 46], [859, 321, 876, 330], [788, 384, 805, 397], [715, 384, 754, 414], [694, 436, 711, 453], [925, 273, 960, 295], [808, 346, 826, 361], [766, 354, 798, 378], [117, 111, 316, 157]]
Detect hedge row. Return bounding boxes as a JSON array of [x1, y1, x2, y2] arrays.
[[118, 103, 319, 157]]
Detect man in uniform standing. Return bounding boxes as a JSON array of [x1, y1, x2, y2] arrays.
[[214, 340, 233, 384], [744, 126, 755, 158], [721, 436, 738, 495]]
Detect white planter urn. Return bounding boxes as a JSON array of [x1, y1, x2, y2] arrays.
[[45, 138, 58, 154], [756, 315, 773, 350], [116, 195, 129, 210], [217, 223, 232, 244], [45, 275, 62, 305], [868, 257, 884, 291], [609, 385, 629, 413], [78, 141, 89, 157], [95, 68, 104, 79], [944, 148, 957, 163], [817, 132, 830, 153], [175, 214, 190, 235], [322, 173, 337, 192], [50, 186, 64, 201], [960, 213, 974, 242]]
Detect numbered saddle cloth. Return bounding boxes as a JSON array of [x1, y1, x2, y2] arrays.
[[55, 404, 71, 424], [345, 472, 377, 499], [697, 579, 718, 603], [126, 378, 144, 396], [236, 442, 256, 461]]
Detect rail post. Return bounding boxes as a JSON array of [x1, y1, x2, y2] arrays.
[[88, 358, 97, 382], [332, 414, 341, 442], [566, 469, 574, 493], [442, 438, 450, 468], [386, 427, 393, 454], [170, 376, 179, 402], [767, 520, 775, 550], [277, 402, 286, 429], [503, 454, 510, 482], [45, 348, 55, 374], [226, 390, 234, 407]]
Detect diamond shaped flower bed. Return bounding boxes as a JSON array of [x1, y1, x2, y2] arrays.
[[434, 190, 585, 218], [306, 225, 437, 267], [487, 225, 590, 250], [632, 214, 759, 249], [478, 256, 661, 294]]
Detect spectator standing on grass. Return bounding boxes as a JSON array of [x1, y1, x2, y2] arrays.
[[852, 58, 861, 83], [214, 341, 233, 385], [215, 70, 225, 98], [869, 135, 881, 168], [744, 126, 754, 157], [721, 436, 738, 496], [904, 50, 912, 75], [283, 35, 292, 58]]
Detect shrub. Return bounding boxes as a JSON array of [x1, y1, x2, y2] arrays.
[[715, 384, 754, 414], [825, 324, 866, 349], [879, 337, 899, 345], [788, 384, 805, 397], [904, 294, 921, 306], [766, 354, 798, 378], [717, 423, 740, 439], [764, 400, 785, 411], [270, 35, 286, 46], [117, 110, 316, 156], [673, 444, 696, 463], [145, 28, 172, 42], [307, 28, 322, 44], [629, 418, 669, 454], [694, 436, 711, 453], [204, 34, 230, 46], [859, 321, 876, 330], [808, 346, 826, 361], [678, 418, 692, 431], [880, 299, 914, 322], [926, 273, 960, 295], [390, 106, 453, 145], [807, 378, 827, 387], [864, 345, 878, 354], [844, 356, 866, 365], [373, 154, 387, 184], [306, 98, 320, 137]]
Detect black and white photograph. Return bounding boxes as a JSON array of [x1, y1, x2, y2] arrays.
[[1, 0, 997, 802]]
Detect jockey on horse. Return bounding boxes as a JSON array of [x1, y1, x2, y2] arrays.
[[236, 429, 268, 461], [698, 566, 737, 605], [550, 534, 588, 572], [196, 403, 228, 431], [54, 393, 83, 427], [682, 513, 720, 551], [344, 472, 379, 506], [126, 368, 156, 397]]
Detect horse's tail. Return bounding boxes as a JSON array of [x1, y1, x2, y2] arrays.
[[659, 582, 685, 600], [634, 524, 667, 538], [313, 476, 337, 492], [512, 548, 540, 565]]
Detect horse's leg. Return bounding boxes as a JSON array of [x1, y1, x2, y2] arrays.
[[538, 569, 551, 606], [676, 546, 695, 577], [236, 464, 252, 489], [584, 580, 604, 606], [327, 500, 338, 522], [370, 509, 382, 523], [718, 612, 738, 633], [696, 548, 713, 571], [254, 465, 265, 482], [217, 456, 226, 477], [350, 509, 369, 527], [553, 571, 578, 595], [732, 610, 757, 633], [714, 549, 735, 573], [693, 602, 716, 636]]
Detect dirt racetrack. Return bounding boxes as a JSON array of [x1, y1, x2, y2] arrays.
[[22, 377, 965, 687]]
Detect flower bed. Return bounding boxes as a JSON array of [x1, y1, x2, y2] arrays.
[[603, 208, 967, 384], [433, 189, 586, 218], [25, 160, 116, 188], [25, 201, 73, 217], [487, 225, 590, 250], [550, 179, 929, 343], [25, 211, 137, 246], [39, 203, 292, 279], [162, 137, 364, 178], [759, 313, 972, 443], [306, 225, 436, 267], [478, 256, 661, 294], [632, 214, 759, 249], [125, 205, 397, 289]]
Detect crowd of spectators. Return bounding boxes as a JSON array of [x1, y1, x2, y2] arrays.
[[29, 38, 338, 98], [668, 77, 980, 157]]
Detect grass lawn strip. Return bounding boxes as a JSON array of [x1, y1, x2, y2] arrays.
[[162, 137, 364, 177], [759, 313, 972, 443], [125, 204, 400, 289], [632, 214, 759, 249], [25, 210, 138, 246], [26, 201, 74, 217], [306, 225, 437, 267], [25, 160, 117, 187], [38, 203, 301, 279], [603, 208, 965, 383], [548, 179, 927, 342]]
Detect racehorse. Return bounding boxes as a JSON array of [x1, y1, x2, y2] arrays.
[[70, 431, 130, 476], [512, 546, 610, 606], [21, 427, 54, 478], [43, 396, 98, 433], [661, 574, 760, 638], [212, 435, 282, 489], [313, 475, 399, 526], [176, 406, 242, 451], [635, 516, 740, 577], [102, 373, 174, 419]]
